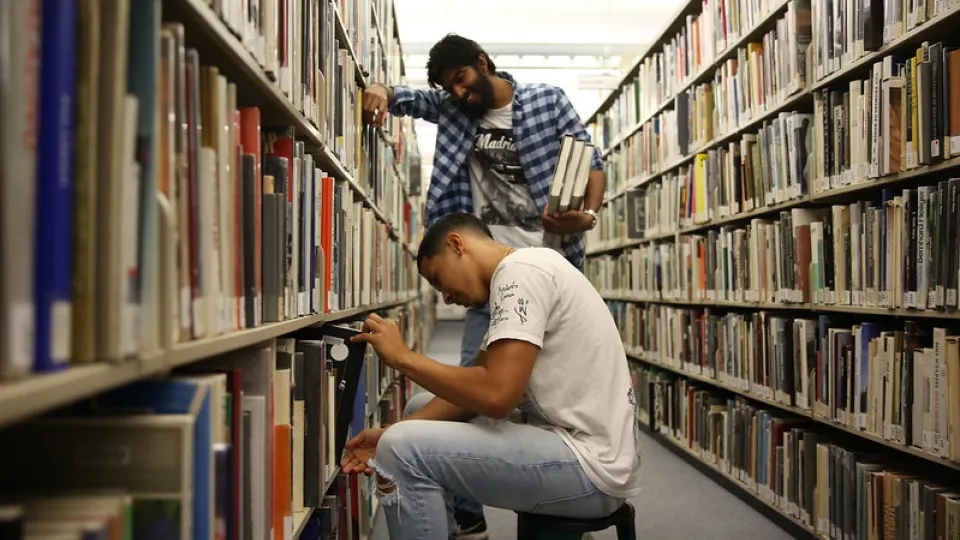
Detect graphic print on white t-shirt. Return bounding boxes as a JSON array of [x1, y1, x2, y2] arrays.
[[468, 103, 544, 249]]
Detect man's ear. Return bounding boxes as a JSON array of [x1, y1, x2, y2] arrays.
[[476, 54, 489, 74], [446, 232, 465, 256]]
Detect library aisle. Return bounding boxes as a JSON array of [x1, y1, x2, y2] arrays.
[[371, 321, 794, 540]]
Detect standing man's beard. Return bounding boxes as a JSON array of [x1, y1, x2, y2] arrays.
[[457, 73, 495, 119]]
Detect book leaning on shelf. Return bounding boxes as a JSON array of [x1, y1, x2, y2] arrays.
[[543, 134, 594, 249]]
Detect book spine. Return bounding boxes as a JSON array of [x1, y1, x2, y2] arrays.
[[33, 0, 78, 372]]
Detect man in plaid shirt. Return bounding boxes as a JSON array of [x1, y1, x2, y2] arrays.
[[361, 33, 606, 539]]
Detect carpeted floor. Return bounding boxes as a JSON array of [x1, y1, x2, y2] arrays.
[[370, 321, 797, 540]]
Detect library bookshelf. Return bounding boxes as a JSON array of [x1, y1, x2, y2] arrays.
[[586, 0, 960, 536], [0, 0, 430, 538]]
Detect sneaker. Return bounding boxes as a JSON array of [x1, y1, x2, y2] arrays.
[[454, 515, 489, 540]]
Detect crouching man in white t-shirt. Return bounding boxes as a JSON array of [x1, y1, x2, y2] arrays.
[[343, 212, 643, 540]]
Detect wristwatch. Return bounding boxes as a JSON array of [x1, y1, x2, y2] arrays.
[[583, 209, 598, 230]]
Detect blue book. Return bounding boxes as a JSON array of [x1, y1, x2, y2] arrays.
[[33, 0, 78, 372]]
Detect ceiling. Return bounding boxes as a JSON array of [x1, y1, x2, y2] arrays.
[[394, 0, 681, 48]]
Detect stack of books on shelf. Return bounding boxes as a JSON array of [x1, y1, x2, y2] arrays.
[[588, 0, 960, 533], [0, 0, 431, 538]]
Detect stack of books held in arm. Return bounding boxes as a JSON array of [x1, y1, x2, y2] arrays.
[[544, 134, 595, 249]]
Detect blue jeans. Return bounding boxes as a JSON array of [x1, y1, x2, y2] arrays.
[[450, 305, 492, 521], [373, 395, 624, 540]]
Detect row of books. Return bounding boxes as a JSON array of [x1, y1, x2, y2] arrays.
[[808, 0, 957, 84], [0, 302, 426, 540], [589, 182, 960, 313], [0, 0, 418, 380], [614, 301, 960, 464], [596, 109, 816, 250], [678, 0, 812, 150], [633, 367, 960, 539], [599, 2, 813, 201], [592, 0, 797, 148], [0, 317, 343, 539], [811, 41, 960, 195]]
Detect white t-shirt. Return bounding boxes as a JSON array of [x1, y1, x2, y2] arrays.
[[481, 247, 643, 498], [467, 102, 545, 250]]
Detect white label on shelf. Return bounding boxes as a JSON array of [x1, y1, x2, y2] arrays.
[[708, 367, 716, 379], [797, 394, 809, 410], [837, 410, 847, 424], [842, 291, 851, 305], [881, 291, 890, 307], [923, 430, 934, 451], [181, 288, 191, 330], [884, 424, 893, 440], [933, 138, 942, 158], [930, 290, 939, 308], [906, 292, 916, 308], [817, 518, 829, 534], [952, 136, 960, 156], [51, 301, 72, 364], [948, 289, 958, 306], [891, 425, 904, 443], [907, 152, 919, 170], [827, 290, 837, 304], [192, 298, 205, 338], [801, 510, 811, 525]]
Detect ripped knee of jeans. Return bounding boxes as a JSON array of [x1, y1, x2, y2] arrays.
[[368, 458, 400, 507]]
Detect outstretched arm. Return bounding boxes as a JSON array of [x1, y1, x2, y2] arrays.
[[362, 82, 444, 125], [394, 339, 537, 419]]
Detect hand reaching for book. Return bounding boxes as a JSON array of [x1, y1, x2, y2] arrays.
[[542, 208, 592, 234], [341, 426, 387, 475], [350, 313, 411, 369], [362, 84, 390, 127]]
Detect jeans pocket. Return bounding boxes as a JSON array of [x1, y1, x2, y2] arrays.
[[529, 488, 624, 519]]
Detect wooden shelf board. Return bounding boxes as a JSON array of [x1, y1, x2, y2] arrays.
[[0, 297, 417, 429]]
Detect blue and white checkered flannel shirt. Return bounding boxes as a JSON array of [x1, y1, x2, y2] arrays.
[[388, 71, 603, 270]]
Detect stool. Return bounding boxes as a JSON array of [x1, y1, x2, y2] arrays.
[[515, 501, 636, 540]]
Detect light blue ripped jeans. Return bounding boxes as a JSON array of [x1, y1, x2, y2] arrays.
[[369, 392, 625, 540]]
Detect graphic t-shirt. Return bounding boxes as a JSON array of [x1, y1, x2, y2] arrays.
[[480, 247, 644, 498], [468, 102, 545, 249]]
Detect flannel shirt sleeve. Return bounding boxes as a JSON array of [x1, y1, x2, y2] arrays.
[[388, 85, 444, 124], [554, 88, 604, 170]]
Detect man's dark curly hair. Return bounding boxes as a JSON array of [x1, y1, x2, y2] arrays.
[[426, 34, 496, 90]]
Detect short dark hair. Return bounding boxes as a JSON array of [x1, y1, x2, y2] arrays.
[[426, 34, 496, 89], [416, 212, 493, 269]]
